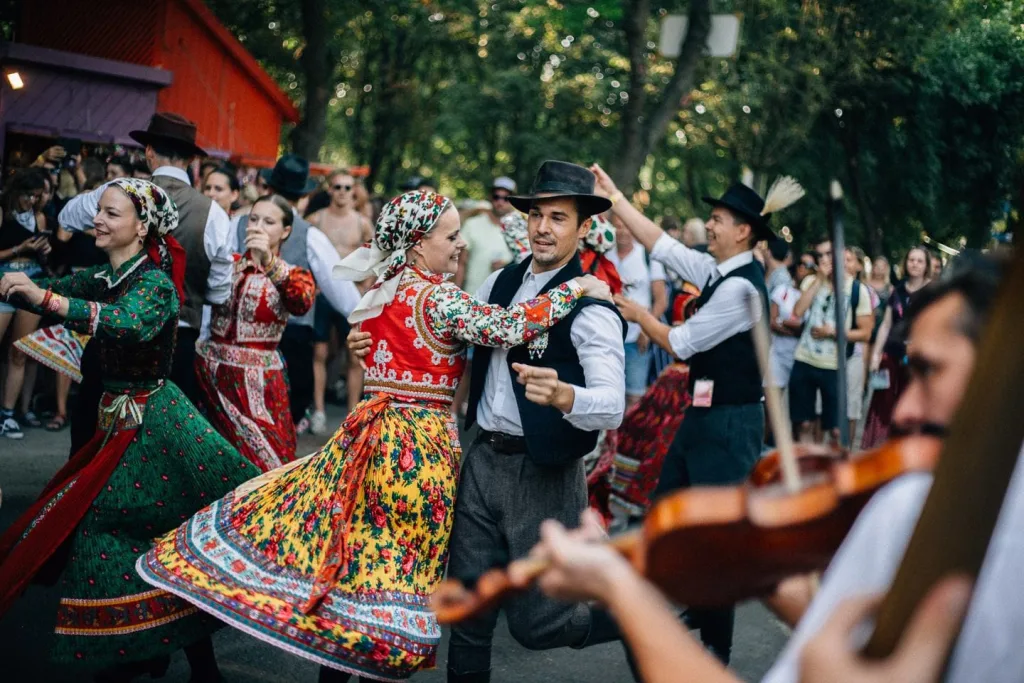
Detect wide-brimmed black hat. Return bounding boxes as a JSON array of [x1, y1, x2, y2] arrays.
[[129, 112, 207, 158], [509, 160, 612, 217], [259, 154, 319, 197], [703, 183, 774, 240]]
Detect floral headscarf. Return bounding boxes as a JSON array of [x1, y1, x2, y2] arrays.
[[109, 178, 178, 235], [334, 191, 453, 323], [108, 178, 186, 302]]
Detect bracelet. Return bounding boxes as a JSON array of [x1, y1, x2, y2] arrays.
[[568, 279, 585, 298], [41, 289, 53, 310], [609, 191, 624, 206], [45, 292, 63, 314]]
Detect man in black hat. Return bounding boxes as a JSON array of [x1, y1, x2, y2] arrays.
[[58, 112, 236, 451], [348, 161, 628, 682], [591, 163, 804, 664], [235, 154, 361, 428]]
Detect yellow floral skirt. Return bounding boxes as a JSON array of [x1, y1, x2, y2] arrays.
[[137, 394, 461, 680]]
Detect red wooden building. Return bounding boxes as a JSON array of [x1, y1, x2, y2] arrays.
[[17, 0, 299, 163]]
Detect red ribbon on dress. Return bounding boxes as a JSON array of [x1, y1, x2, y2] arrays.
[[0, 391, 156, 617], [146, 235, 187, 303], [301, 393, 393, 613], [580, 250, 623, 295]]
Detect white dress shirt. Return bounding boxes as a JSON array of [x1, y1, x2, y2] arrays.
[[57, 166, 234, 330], [762, 445, 1024, 683], [649, 233, 762, 360], [229, 209, 360, 318], [474, 265, 626, 435]]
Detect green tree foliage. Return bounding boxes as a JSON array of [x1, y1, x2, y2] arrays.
[[206, 0, 1023, 256]]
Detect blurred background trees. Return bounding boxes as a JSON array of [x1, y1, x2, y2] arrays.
[[205, 0, 1024, 253]]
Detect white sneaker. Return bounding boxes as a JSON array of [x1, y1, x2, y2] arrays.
[[1, 416, 24, 440], [309, 410, 328, 436]]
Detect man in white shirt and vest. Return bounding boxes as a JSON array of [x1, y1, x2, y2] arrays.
[[233, 155, 361, 429], [349, 161, 629, 683], [58, 113, 234, 454], [592, 164, 804, 664]]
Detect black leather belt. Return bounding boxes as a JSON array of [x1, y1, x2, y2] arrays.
[[478, 429, 527, 454]]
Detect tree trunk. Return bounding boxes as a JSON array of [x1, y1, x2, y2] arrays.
[[289, 0, 331, 161], [609, 0, 711, 191]]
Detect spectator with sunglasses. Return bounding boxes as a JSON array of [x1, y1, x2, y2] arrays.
[[305, 169, 373, 432], [459, 177, 517, 296]]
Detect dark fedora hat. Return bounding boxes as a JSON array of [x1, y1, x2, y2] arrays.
[[259, 154, 319, 198], [509, 160, 612, 217], [703, 183, 774, 240], [129, 112, 207, 157]]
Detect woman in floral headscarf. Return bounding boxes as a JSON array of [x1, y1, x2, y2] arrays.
[[0, 178, 253, 682], [139, 191, 612, 682]]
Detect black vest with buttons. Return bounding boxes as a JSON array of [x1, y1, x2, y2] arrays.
[[688, 259, 768, 407], [465, 254, 626, 467]]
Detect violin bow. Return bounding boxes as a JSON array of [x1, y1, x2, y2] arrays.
[[864, 244, 1024, 659], [829, 181, 850, 448], [748, 292, 800, 492]]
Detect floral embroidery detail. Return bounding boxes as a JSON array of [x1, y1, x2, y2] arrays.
[[422, 275, 580, 360]]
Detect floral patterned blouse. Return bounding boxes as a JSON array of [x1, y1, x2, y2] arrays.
[[208, 253, 316, 350], [30, 252, 178, 384], [359, 267, 583, 405]]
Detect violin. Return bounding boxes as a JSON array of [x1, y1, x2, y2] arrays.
[[431, 435, 940, 624]]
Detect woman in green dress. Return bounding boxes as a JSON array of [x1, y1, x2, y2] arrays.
[[0, 178, 254, 682]]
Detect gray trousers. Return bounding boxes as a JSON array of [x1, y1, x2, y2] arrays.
[[446, 439, 592, 675]]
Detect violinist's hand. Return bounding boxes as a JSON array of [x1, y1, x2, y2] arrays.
[[346, 328, 373, 370], [799, 576, 972, 683], [614, 294, 645, 323], [511, 363, 574, 413], [510, 509, 629, 604]]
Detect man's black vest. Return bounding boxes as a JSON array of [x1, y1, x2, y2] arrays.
[[465, 254, 626, 467], [688, 259, 768, 407]]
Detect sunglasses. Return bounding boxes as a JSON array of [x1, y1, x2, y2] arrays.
[[333, 184, 353, 191], [492, 193, 510, 202]]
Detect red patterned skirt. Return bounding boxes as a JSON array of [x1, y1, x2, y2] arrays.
[[196, 340, 298, 472], [588, 363, 691, 522]]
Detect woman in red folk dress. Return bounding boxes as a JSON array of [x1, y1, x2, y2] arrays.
[[139, 191, 613, 682], [196, 195, 316, 471]]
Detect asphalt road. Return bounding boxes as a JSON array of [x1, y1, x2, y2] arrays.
[[0, 404, 788, 682]]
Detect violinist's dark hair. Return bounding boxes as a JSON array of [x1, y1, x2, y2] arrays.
[[902, 250, 1009, 342]]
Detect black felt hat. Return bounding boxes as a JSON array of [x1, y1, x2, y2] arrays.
[[129, 112, 207, 158], [509, 160, 612, 217], [703, 178, 805, 240], [258, 154, 319, 197]]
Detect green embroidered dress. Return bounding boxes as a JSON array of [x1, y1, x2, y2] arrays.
[[0, 252, 254, 667]]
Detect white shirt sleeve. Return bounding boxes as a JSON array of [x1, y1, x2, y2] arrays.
[[649, 258, 667, 282], [761, 474, 933, 683], [203, 202, 235, 306], [57, 183, 108, 231], [564, 305, 626, 431], [649, 233, 717, 286], [306, 226, 361, 316], [667, 277, 761, 360]]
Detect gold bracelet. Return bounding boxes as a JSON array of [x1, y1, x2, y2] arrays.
[[609, 191, 624, 206]]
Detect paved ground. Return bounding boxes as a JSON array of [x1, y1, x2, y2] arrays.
[[0, 405, 788, 682]]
